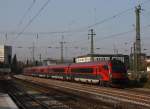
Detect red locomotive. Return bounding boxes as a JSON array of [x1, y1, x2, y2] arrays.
[[23, 60, 128, 87]]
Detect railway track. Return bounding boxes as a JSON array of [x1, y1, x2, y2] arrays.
[[14, 75, 150, 109], [4, 80, 53, 109], [13, 79, 116, 109]]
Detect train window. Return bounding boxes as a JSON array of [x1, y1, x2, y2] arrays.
[[48, 69, 52, 72], [71, 68, 93, 73], [40, 69, 44, 72], [103, 65, 108, 70], [52, 68, 65, 72], [32, 69, 35, 72]]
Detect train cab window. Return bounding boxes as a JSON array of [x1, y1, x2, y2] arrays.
[[112, 65, 126, 72], [103, 65, 109, 70], [111, 60, 126, 73], [71, 68, 93, 73]]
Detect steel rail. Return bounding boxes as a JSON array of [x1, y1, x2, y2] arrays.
[[5, 81, 51, 109], [15, 75, 150, 108]]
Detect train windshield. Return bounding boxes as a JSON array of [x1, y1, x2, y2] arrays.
[[111, 60, 126, 73]]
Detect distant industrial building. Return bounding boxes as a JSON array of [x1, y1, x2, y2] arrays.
[[74, 54, 129, 67], [42, 58, 58, 66], [146, 56, 150, 72], [42, 58, 73, 66], [0, 45, 12, 64]]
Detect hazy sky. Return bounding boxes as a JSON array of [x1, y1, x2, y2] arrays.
[[0, 0, 150, 61]]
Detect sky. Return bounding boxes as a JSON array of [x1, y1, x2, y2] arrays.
[[0, 0, 150, 61]]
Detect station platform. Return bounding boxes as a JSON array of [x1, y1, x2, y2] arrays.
[[0, 80, 18, 109], [0, 93, 18, 109]]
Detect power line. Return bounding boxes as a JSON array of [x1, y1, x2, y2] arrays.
[[3, 0, 150, 41], [95, 24, 150, 41], [59, 1, 150, 33], [87, 8, 134, 29], [58, 8, 134, 34], [78, 0, 150, 31], [13, 0, 51, 42], [3, 4, 134, 39], [98, 30, 134, 40], [73, 24, 150, 46], [18, 0, 36, 27], [1, 24, 150, 42]]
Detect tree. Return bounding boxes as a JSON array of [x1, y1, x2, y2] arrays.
[[8, 54, 12, 66], [11, 54, 18, 73]]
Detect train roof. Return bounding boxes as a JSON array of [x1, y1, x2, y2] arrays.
[[47, 64, 70, 68], [70, 61, 110, 68], [70, 59, 124, 67], [24, 66, 48, 69], [24, 60, 123, 69]]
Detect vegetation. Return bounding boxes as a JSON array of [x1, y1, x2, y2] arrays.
[[11, 54, 18, 73], [127, 71, 149, 88], [11, 54, 23, 74], [143, 73, 150, 88]]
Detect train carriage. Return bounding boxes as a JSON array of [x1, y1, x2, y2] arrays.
[[69, 62, 103, 83], [47, 64, 69, 79], [23, 60, 128, 87], [35, 66, 48, 78], [69, 60, 128, 86]]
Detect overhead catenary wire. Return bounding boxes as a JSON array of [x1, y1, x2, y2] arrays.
[[57, 7, 135, 33], [1, 4, 135, 37], [2, 0, 150, 40], [12, 0, 51, 43], [95, 24, 150, 41], [18, 0, 36, 27], [70, 0, 150, 32], [7, 0, 150, 60], [74, 24, 150, 46], [2, 23, 150, 44]]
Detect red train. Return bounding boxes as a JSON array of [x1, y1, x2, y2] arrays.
[[23, 60, 128, 87]]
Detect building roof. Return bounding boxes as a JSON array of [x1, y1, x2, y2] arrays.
[[76, 54, 129, 58]]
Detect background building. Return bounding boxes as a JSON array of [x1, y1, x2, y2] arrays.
[[0, 45, 12, 64], [146, 56, 150, 72], [74, 54, 129, 67], [42, 58, 73, 66]]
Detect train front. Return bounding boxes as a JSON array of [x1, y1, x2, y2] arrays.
[[109, 60, 129, 87]]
